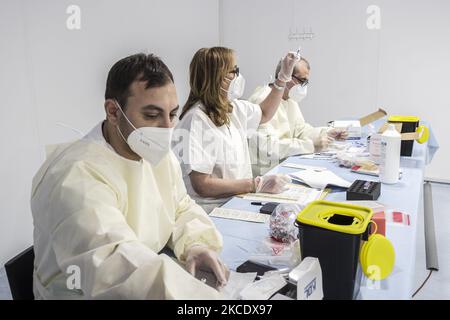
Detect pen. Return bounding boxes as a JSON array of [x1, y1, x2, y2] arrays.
[[251, 202, 264, 206]]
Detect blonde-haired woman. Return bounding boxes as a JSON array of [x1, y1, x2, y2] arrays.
[[173, 47, 299, 213]]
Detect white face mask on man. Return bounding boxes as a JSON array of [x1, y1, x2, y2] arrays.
[[222, 74, 246, 101], [115, 100, 173, 166], [288, 84, 308, 103]]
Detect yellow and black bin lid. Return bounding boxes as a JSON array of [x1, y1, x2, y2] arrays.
[[296, 200, 373, 235], [388, 115, 420, 123]]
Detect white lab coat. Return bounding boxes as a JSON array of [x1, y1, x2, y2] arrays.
[[248, 85, 328, 176], [30, 122, 224, 300], [172, 100, 262, 213]]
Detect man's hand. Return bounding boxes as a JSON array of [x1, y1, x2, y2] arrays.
[[277, 52, 301, 83], [327, 128, 348, 141], [185, 245, 229, 289], [315, 134, 335, 150]]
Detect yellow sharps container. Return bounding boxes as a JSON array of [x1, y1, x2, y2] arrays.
[[296, 200, 373, 300]]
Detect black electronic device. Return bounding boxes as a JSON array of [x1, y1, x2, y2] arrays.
[[236, 260, 277, 276], [346, 180, 381, 201], [259, 202, 279, 215]]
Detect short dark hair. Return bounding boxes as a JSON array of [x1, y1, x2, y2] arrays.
[[275, 57, 310, 80], [105, 53, 174, 109]]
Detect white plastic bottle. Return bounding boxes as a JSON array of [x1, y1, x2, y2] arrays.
[[369, 133, 382, 164], [379, 124, 401, 184]]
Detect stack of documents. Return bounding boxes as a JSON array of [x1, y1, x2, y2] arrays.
[[242, 183, 323, 205], [282, 163, 328, 171], [210, 207, 270, 223], [290, 170, 352, 189]]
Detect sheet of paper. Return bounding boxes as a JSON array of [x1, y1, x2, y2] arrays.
[[343, 201, 411, 227], [343, 200, 386, 213], [351, 165, 403, 178], [210, 207, 270, 223], [242, 183, 323, 205], [333, 120, 361, 128], [385, 209, 411, 226], [298, 154, 335, 160], [220, 271, 258, 300], [270, 293, 294, 300], [239, 274, 287, 300], [290, 170, 352, 189], [282, 162, 328, 172]]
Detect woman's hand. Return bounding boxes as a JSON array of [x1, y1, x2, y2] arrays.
[[254, 174, 291, 194]]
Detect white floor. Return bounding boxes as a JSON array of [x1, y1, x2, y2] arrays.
[[1, 182, 449, 300]]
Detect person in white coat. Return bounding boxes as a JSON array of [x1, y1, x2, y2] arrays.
[[172, 47, 298, 213], [248, 58, 347, 175], [31, 53, 227, 299]]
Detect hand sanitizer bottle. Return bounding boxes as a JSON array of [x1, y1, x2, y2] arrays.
[[379, 124, 401, 184]]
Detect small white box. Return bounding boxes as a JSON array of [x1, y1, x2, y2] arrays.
[[331, 108, 388, 140], [332, 120, 362, 140]]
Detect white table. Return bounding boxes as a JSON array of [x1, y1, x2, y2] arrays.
[[212, 120, 438, 300]]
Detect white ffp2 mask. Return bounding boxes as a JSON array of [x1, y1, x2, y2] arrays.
[[222, 74, 246, 101], [115, 101, 173, 166], [289, 84, 308, 103]]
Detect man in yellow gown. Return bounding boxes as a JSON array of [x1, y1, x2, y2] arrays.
[[30, 53, 227, 299], [248, 57, 347, 175]]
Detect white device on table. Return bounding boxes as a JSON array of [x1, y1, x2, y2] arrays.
[[239, 274, 287, 300], [288, 257, 323, 300]]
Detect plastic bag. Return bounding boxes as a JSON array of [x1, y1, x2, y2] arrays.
[[248, 238, 301, 270], [269, 203, 302, 244]]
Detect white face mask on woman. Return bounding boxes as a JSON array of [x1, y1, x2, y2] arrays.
[[288, 84, 308, 103], [115, 100, 173, 166], [222, 74, 246, 101]]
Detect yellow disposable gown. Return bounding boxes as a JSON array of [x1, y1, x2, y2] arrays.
[[30, 123, 224, 299]]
